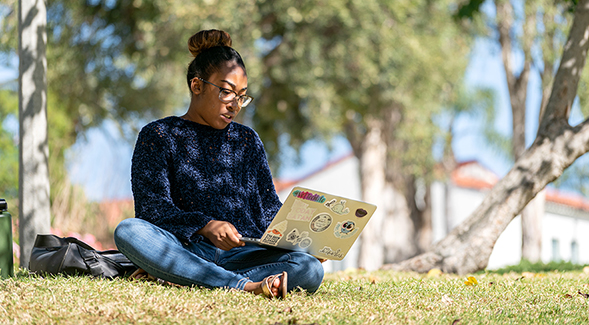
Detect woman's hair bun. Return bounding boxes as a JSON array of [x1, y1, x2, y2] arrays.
[[188, 29, 232, 58]]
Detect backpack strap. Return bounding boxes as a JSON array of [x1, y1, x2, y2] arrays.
[[77, 247, 103, 277]]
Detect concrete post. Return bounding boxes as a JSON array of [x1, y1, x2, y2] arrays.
[[18, 0, 51, 268]]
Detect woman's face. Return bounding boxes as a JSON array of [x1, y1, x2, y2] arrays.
[[190, 60, 248, 129]]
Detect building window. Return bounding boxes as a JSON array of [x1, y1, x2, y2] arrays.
[[571, 240, 579, 264], [551, 239, 561, 262]]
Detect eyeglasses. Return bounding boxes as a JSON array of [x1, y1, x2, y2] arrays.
[[195, 77, 254, 108]]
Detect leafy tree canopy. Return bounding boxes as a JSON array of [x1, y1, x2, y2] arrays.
[[0, 0, 476, 197]]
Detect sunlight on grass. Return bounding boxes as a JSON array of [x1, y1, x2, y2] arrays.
[[0, 268, 588, 324]]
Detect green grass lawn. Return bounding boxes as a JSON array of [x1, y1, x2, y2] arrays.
[[1, 268, 588, 324]]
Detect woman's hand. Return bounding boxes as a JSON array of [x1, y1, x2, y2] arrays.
[[197, 220, 245, 251]]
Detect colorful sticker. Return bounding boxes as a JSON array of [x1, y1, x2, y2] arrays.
[[355, 208, 368, 218], [292, 190, 327, 203], [309, 213, 333, 233], [286, 199, 317, 222], [324, 199, 350, 215], [334, 220, 358, 239], [285, 228, 313, 248], [260, 220, 288, 246], [318, 246, 344, 259]]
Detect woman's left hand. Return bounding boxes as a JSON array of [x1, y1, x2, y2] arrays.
[[197, 220, 245, 251]]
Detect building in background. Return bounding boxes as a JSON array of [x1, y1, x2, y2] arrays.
[[274, 155, 589, 272]]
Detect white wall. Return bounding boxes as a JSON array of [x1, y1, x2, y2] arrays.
[[542, 209, 589, 265]]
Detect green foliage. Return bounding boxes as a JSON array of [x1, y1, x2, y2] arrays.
[[454, 0, 486, 20], [245, 0, 473, 179], [44, 0, 186, 134], [490, 259, 588, 274], [2, 0, 477, 185], [0, 89, 17, 198], [0, 0, 17, 56]]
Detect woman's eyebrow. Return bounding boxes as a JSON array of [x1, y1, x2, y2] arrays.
[[221, 79, 247, 92]]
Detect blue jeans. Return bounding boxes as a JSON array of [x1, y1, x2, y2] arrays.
[[114, 218, 324, 292]]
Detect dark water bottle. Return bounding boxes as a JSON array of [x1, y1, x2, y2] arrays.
[[0, 199, 14, 278]]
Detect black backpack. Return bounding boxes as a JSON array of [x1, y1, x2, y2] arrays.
[[29, 234, 137, 279]]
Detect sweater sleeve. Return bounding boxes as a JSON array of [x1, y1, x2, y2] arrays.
[[131, 124, 212, 242], [252, 133, 283, 229]]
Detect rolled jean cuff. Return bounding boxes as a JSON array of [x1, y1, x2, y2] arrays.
[[234, 277, 252, 290]]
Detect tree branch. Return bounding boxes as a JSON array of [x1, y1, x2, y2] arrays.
[[539, 0, 589, 131]]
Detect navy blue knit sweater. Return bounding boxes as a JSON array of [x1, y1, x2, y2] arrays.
[[131, 116, 282, 243]]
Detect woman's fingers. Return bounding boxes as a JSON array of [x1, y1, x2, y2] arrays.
[[197, 220, 245, 250]]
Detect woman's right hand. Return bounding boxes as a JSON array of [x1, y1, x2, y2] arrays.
[[196, 220, 244, 251]]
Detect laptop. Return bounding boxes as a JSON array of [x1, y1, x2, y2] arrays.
[[241, 187, 377, 260]]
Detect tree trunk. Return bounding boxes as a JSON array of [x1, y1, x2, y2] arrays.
[[521, 189, 545, 262], [357, 118, 388, 271], [380, 180, 417, 264], [381, 175, 432, 263], [18, 0, 51, 268], [384, 0, 589, 274], [355, 110, 433, 268], [496, 0, 545, 262]]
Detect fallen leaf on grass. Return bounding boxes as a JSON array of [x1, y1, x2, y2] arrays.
[[280, 307, 293, 313], [522, 272, 535, 278], [579, 291, 589, 298], [464, 276, 478, 286], [522, 272, 545, 278], [452, 318, 462, 324], [427, 268, 442, 277], [564, 294, 573, 298]]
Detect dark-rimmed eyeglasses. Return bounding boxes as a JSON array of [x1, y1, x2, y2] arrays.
[[195, 77, 253, 108]]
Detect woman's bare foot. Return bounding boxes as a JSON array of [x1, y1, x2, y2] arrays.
[[244, 272, 288, 299]]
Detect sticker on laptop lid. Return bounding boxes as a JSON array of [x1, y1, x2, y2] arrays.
[[334, 220, 358, 239], [324, 199, 350, 215], [260, 220, 288, 246], [286, 199, 317, 222], [355, 208, 368, 218], [298, 237, 312, 248], [318, 246, 344, 259], [309, 213, 333, 233], [285, 228, 313, 248], [292, 189, 327, 203]]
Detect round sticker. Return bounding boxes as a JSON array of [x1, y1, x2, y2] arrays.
[[299, 237, 312, 248], [309, 213, 333, 233]]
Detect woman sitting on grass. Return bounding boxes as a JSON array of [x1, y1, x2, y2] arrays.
[[114, 29, 324, 299]]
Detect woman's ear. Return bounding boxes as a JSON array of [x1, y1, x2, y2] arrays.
[[190, 78, 202, 95]]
